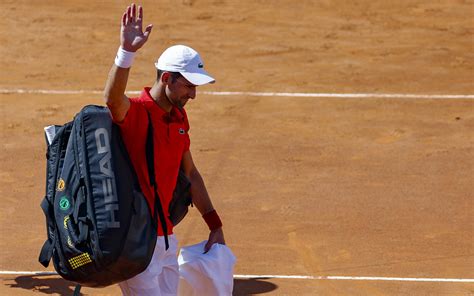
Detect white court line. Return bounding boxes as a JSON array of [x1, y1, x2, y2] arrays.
[[234, 275, 474, 283], [0, 271, 58, 276], [0, 88, 473, 99], [201, 91, 474, 99], [1, 271, 473, 283]]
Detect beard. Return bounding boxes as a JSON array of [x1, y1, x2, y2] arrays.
[[173, 97, 188, 108], [165, 90, 188, 109]]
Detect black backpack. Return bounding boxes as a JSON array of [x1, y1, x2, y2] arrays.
[[38, 105, 192, 288]]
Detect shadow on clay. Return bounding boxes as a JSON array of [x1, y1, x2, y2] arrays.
[[7, 275, 277, 295], [233, 278, 278, 295], [7, 275, 81, 295]]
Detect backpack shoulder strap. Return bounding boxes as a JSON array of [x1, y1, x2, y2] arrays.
[[145, 111, 169, 250]]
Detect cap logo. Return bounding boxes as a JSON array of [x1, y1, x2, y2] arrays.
[[198, 63, 204, 68]]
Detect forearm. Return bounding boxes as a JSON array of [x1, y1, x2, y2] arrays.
[[103, 62, 131, 122], [104, 64, 129, 102], [189, 168, 215, 215], [181, 151, 223, 235], [189, 169, 223, 235]]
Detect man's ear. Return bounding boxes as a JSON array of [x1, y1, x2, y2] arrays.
[[161, 72, 171, 85]]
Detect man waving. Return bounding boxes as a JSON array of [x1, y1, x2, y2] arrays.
[[104, 3, 225, 295]]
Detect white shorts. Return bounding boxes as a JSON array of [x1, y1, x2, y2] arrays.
[[119, 235, 179, 296]]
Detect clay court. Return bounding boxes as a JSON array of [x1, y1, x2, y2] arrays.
[[1, 0, 473, 295]]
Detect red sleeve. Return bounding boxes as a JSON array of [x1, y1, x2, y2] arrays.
[[112, 99, 148, 156]]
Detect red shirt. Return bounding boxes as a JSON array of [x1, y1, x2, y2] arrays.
[[114, 87, 190, 235]]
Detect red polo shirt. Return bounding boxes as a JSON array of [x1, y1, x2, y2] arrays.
[[114, 87, 190, 235]]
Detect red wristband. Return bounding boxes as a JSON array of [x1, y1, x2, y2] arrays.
[[203, 210, 222, 231]]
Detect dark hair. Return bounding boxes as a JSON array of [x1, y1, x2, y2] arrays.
[[157, 70, 182, 83]]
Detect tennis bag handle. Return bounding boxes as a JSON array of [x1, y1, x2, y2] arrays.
[[145, 112, 170, 249], [145, 111, 193, 237]]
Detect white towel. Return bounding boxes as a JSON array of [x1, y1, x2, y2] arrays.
[[178, 241, 236, 296], [44, 125, 57, 145]]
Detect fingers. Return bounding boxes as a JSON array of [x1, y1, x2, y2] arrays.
[[127, 5, 132, 24], [131, 3, 136, 20], [122, 12, 127, 26], [143, 24, 153, 38], [123, 4, 141, 26], [123, 6, 131, 26], [204, 241, 212, 254], [137, 5, 144, 31], [138, 5, 143, 21]]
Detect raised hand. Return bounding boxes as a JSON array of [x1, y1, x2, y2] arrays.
[[120, 4, 153, 52]]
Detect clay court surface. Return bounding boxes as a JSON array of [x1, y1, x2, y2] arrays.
[[1, 0, 473, 295]]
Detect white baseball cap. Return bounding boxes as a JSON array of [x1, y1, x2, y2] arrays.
[[155, 45, 215, 86]]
